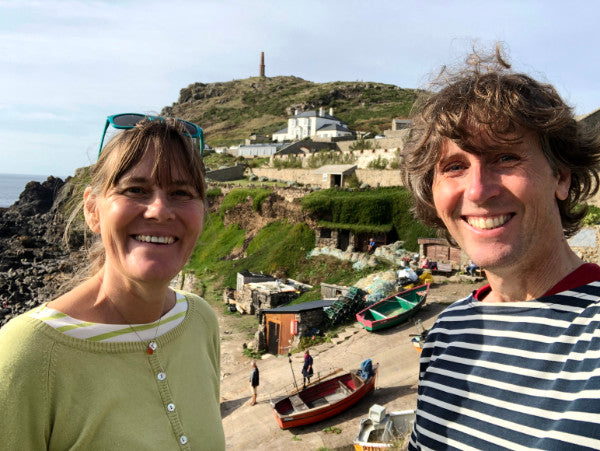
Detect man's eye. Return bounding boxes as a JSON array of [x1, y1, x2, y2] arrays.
[[499, 154, 518, 163], [442, 162, 465, 173]]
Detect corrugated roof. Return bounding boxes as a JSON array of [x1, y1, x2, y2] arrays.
[[263, 299, 335, 313]]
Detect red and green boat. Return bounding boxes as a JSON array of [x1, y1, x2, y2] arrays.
[[356, 284, 429, 332], [271, 363, 378, 429]]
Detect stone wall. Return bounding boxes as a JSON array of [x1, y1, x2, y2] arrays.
[[251, 167, 403, 188]]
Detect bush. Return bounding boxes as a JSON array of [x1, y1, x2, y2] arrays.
[[349, 138, 373, 150], [583, 205, 600, 225], [367, 156, 388, 170]]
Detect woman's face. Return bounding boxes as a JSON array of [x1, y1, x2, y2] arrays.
[[85, 147, 205, 286]]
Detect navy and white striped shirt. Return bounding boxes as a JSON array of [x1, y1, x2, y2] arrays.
[[409, 278, 600, 450]]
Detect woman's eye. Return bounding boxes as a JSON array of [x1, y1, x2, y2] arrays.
[[172, 188, 196, 199], [123, 186, 146, 195]]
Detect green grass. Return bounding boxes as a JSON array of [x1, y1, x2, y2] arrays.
[[219, 187, 272, 214]]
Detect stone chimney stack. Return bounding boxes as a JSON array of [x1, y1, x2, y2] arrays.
[[259, 52, 265, 78], [329, 107, 334, 116], [319, 107, 324, 116]]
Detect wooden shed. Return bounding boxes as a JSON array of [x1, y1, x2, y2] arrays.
[[261, 300, 334, 355], [418, 237, 464, 267]]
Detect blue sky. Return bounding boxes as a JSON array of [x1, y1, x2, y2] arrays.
[[1, 0, 599, 177]]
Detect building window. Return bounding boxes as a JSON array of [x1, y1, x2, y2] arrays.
[[320, 228, 332, 238]]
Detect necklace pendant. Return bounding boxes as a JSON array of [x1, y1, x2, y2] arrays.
[[147, 341, 158, 355]]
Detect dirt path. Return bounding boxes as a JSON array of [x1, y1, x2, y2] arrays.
[[218, 281, 478, 450]]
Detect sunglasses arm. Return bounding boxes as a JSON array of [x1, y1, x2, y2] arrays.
[[97, 119, 110, 157]]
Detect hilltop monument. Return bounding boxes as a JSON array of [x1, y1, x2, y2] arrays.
[[260, 51, 265, 78]]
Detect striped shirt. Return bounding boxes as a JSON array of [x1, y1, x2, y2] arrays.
[[26, 292, 187, 342], [409, 279, 600, 450]]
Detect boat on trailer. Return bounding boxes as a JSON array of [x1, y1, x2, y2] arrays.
[[356, 284, 430, 332], [271, 361, 378, 429]]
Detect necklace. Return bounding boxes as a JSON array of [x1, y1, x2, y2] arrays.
[[108, 299, 162, 355]]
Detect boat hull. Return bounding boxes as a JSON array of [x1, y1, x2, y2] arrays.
[[353, 408, 416, 450], [356, 284, 429, 332], [272, 365, 378, 429]]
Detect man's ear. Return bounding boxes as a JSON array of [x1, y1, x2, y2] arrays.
[[555, 168, 571, 201], [83, 187, 101, 233]]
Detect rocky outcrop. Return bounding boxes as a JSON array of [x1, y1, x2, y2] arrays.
[[0, 176, 87, 327]]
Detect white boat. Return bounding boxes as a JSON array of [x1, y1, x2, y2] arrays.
[[353, 404, 416, 450]]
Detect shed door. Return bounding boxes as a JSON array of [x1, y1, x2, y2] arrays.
[[267, 321, 280, 355]]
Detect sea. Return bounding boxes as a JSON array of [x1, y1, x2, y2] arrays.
[[0, 173, 53, 208]]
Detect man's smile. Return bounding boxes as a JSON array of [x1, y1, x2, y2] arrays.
[[463, 213, 514, 230]]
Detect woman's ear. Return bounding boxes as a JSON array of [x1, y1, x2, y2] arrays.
[[555, 168, 571, 201], [83, 187, 101, 233]]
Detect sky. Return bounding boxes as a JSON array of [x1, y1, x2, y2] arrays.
[[1, 0, 600, 178]]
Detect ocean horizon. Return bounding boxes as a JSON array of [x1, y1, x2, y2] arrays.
[[0, 173, 57, 208]]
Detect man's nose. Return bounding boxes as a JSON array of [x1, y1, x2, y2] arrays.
[[465, 163, 501, 203]]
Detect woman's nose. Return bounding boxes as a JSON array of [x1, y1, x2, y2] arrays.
[[145, 191, 175, 220]]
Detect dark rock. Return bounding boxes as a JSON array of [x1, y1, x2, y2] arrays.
[[0, 176, 87, 327]]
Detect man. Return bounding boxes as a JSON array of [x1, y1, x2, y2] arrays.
[[249, 361, 259, 406], [367, 237, 376, 254], [402, 47, 600, 449], [465, 259, 478, 276], [302, 349, 313, 389]]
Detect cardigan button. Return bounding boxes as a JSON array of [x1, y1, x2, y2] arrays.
[[179, 435, 188, 445], [167, 403, 176, 412], [157, 372, 166, 381]]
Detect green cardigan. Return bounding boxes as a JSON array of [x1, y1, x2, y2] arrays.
[[0, 292, 225, 450]]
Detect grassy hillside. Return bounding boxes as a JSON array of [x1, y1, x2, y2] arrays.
[[186, 186, 436, 304], [161, 76, 420, 147]]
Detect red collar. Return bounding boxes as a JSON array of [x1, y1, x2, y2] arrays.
[[473, 263, 600, 301]]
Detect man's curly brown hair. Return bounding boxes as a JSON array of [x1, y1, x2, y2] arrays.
[[401, 45, 600, 238]]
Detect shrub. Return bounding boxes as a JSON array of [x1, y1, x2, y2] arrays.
[[367, 156, 389, 170]]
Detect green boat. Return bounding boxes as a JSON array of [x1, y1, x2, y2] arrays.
[[355, 284, 429, 331]]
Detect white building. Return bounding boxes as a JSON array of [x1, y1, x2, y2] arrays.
[[237, 142, 284, 158], [272, 107, 353, 142]]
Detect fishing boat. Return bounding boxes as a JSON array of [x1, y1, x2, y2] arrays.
[[356, 284, 429, 332], [271, 360, 378, 429], [353, 404, 416, 450]]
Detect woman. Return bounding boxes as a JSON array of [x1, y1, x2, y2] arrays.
[[0, 117, 225, 449]]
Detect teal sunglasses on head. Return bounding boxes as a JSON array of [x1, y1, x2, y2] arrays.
[[98, 113, 204, 157]]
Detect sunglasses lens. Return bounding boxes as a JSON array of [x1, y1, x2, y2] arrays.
[[112, 114, 145, 127], [180, 120, 199, 136]]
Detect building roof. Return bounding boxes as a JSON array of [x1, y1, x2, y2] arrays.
[[273, 127, 288, 135], [293, 110, 338, 120], [247, 280, 298, 294], [312, 164, 357, 175], [316, 123, 351, 132], [263, 299, 335, 313], [277, 140, 335, 155]]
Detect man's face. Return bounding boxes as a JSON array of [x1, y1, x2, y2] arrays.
[[431, 131, 571, 274]]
